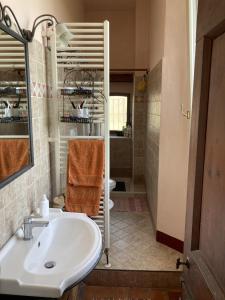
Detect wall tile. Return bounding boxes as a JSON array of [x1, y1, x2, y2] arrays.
[[133, 77, 147, 181], [0, 40, 51, 249], [145, 61, 162, 226]]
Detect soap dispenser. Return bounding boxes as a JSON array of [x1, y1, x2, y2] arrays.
[[40, 194, 49, 218]]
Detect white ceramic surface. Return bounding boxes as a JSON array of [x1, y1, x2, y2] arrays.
[[104, 178, 116, 191], [0, 210, 102, 298], [109, 199, 114, 210]]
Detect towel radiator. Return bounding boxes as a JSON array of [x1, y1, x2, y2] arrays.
[[49, 21, 110, 267]]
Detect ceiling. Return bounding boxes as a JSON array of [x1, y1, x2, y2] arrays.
[[83, 0, 136, 11]]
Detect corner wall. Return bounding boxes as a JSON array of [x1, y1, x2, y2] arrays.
[[145, 61, 162, 226], [157, 0, 190, 241], [146, 0, 190, 241]]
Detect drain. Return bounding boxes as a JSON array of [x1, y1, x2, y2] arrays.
[[44, 261, 56, 269]]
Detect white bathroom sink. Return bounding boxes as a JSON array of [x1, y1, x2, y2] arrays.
[[0, 210, 102, 298]]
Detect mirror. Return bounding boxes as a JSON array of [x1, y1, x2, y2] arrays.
[[0, 23, 33, 188]]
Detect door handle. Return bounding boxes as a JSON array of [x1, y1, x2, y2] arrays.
[[176, 257, 190, 269]]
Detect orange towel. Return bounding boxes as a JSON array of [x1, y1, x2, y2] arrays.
[[65, 140, 104, 216], [0, 139, 29, 181]]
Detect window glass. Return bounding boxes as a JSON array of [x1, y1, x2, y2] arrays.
[[109, 95, 128, 131]]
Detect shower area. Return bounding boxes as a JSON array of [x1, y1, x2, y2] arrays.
[[81, 0, 184, 272], [110, 72, 147, 196], [97, 65, 180, 271]]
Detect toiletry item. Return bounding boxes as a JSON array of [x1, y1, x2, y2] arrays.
[[69, 128, 78, 136], [33, 207, 40, 217], [127, 125, 132, 138], [83, 108, 89, 118], [15, 227, 24, 239], [40, 194, 49, 218], [3, 101, 12, 118], [123, 126, 128, 137], [73, 108, 83, 118]]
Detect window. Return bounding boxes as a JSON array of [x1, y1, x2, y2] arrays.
[[109, 94, 130, 131]]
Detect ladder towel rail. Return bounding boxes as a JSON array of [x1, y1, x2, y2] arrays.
[[49, 21, 110, 267]]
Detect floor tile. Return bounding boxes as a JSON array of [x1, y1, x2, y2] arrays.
[[96, 196, 181, 271]]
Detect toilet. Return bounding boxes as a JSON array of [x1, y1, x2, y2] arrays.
[[109, 199, 114, 210], [109, 178, 116, 191], [104, 178, 116, 210]]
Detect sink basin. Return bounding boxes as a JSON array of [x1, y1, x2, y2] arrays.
[[0, 210, 102, 298]]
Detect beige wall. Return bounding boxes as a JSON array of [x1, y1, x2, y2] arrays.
[[3, 0, 84, 41], [146, 0, 190, 240], [157, 0, 190, 241], [148, 0, 166, 70], [135, 0, 150, 69], [85, 10, 135, 69], [0, 0, 84, 248], [85, 1, 150, 69]]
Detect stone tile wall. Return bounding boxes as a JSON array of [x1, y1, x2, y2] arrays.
[[133, 78, 146, 183], [110, 137, 132, 177], [145, 61, 162, 227], [0, 40, 51, 248]]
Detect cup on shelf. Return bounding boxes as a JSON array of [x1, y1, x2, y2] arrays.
[[69, 128, 78, 136], [73, 108, 89, 119], [82, 108, 89, 118], [4, 107, 12, 118], [73, 108, 83, 118]]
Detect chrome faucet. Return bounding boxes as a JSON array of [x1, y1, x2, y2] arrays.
[[23, 216, 49, 240]]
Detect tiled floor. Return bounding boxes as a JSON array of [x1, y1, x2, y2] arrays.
[[96, 197, 180, 271]]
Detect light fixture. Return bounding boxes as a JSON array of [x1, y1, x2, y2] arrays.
[[0, 1, 73, 45], [22, 14, 59, 42], [55, 23, 74, 47]]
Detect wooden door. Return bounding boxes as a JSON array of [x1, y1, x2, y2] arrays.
[[183, 0, 225, 299]]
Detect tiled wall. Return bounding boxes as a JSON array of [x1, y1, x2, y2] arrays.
[[110, 82, 134, 179], [0, 40, 51, 248], [145, 61, 162, 227], [110, 137, 132, 177], [133, 78, 146, 183]]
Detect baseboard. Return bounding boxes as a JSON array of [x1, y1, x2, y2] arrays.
[[156, 231, 184, 253], [84, 269, 181, 289]]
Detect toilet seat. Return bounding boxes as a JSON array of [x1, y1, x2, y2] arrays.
[[109, 199, 114, 210], [104, 178, 116, 191], [109, 179, 116, 191]]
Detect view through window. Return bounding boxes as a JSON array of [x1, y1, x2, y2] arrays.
[[109, 95, 128, 131]]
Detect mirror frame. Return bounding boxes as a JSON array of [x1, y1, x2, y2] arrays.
[[0, 22, 34, 189]]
